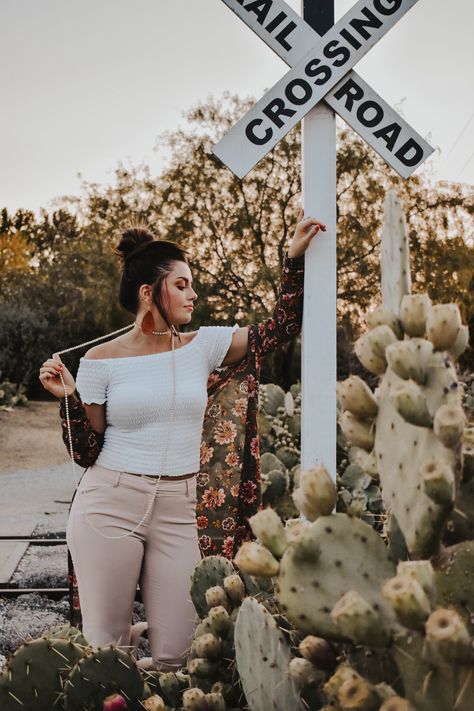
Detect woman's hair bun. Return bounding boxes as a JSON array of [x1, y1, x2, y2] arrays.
[[114, 224, 155, 264]]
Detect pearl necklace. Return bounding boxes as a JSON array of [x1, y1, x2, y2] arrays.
[[133, 320, 171, 336]]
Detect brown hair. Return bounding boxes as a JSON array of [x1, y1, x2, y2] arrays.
[[114, 224, 190, 338]]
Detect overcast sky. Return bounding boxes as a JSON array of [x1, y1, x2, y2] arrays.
[[1, 0, 473, 215]]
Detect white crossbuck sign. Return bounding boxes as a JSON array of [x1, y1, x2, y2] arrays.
[[214, 0, 433, 179]]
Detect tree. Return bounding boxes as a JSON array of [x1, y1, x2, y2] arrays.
[[1, 93, 472, 392]]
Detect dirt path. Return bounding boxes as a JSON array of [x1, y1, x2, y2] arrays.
[[0, 400, 67, 474]]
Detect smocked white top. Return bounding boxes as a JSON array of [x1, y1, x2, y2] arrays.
[[75, 325, 239, 476]]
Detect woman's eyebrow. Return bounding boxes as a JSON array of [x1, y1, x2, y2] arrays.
[[175, 276, 193, 285]]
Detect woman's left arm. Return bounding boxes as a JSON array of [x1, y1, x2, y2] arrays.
[[221, 212, 326, 365]]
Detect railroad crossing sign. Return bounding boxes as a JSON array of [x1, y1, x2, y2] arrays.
[[214, 0, 433, 179]]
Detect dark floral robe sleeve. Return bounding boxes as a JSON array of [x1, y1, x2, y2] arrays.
[[58, 390, 104, 468], [254, 251, 305, 357], [196, 250, 305, 560]]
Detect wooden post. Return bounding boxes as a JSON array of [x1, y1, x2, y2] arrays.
[[300, 0, 337, 490]]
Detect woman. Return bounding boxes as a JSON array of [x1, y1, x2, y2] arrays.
[[39, 211, 325, 672]]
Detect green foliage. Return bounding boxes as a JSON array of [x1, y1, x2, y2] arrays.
[[0, 377, 28, 409], [0, 94, 472, 396]]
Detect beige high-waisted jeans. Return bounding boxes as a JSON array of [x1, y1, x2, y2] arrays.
[[66, 463, 202, 671]]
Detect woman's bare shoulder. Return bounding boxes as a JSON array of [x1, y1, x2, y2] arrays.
[[83, 336, 134, 360], [84, 331, 199, 359]]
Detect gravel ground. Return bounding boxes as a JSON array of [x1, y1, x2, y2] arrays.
[[0, 402, 149, 668]]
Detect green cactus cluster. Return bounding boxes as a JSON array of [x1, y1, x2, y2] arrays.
[[0, 625, 170, 711], [259, 383, 302, 516], [225, 291, 472, 710], [339, 297, 470, 559], [185, 554, 281, 709], [0, 377, 28, 409], [233, 459, 474, 709]]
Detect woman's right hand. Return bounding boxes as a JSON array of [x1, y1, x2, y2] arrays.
[[39, 353, 76, 399]]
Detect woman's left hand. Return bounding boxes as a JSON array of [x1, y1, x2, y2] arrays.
[[287, 209, 326, 258]]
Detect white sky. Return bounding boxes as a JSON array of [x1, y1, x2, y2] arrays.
[[1, 0, 473, 215]]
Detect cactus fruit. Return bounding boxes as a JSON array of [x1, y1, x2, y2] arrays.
[[182, 687, 206, 710], [421, 458, 455, 506], [340, 412, 375, 451], [103, 693, 129, 710], [234, 597, 306, 711], [367, 324, 399, 361], [298, 636, 337, 671], [192, 633, 222, 661], [385, 339, 434, 385], [426, 304, 462, 351], [366, 305, 403, 339], [449, 324, 469, 360], [141, 695, 166, 710], [205, 586, 231, 613], [233, 541, 280, 576], [382, 575, 431, 630], [336, 675, 382, 710], [396, 560, 435, 602], [291, 465, 337, 522], [399, 294, 431, 337], [323, 664, 362, 702], [207, 606, 232, 638], [433, 404, 465, 447], [355, 332, 387, 375], [287, 657, 323, 686], [222, 574, 245, 606], [248, 507, 288, 557], [390, 380, 433, 428], [330, 590, 391, 647], [151, 670, 189, 708], [187, 658, 221, 678], [337, 376, 378, 419], [424, 608, 472, 664]]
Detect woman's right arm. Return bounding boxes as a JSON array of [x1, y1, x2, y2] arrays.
[[39, 354, 105, 468], [58, 390, 105, 468]]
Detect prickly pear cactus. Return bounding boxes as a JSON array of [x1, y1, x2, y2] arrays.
[[63, 646, 144, 711], [234, 597, 307, 711], [241, 457, 474, 711], [189, 555, 265, 621], [276, 513, 397, 643], [340, 295, 469, 558], [0, 635, 87, 710]]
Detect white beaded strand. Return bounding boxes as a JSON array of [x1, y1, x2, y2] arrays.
[[55, 321, 178, 540]]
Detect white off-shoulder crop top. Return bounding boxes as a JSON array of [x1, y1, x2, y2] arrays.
[[75, 325, 239, 476]]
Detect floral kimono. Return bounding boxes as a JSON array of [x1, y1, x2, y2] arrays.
[[59, 251, 305, 628]]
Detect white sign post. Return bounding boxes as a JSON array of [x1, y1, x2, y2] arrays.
[[214, 0, 432, 484]]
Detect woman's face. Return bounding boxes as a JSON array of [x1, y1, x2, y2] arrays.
[[140, 261, 197, 326]]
